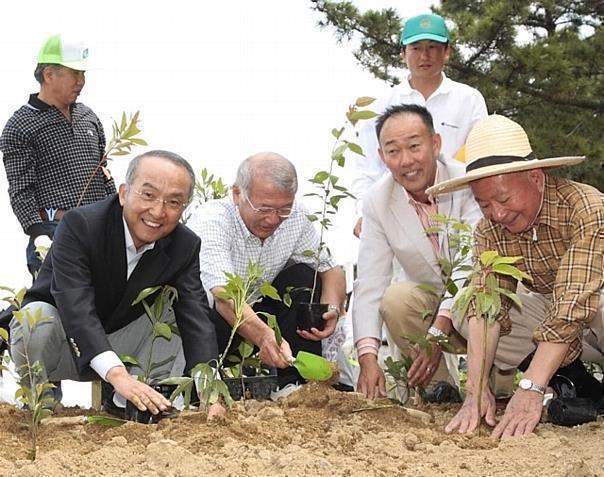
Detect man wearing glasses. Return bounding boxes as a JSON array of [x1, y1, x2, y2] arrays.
[[10, 150, 223, 419], [190, 152, 346, 397]]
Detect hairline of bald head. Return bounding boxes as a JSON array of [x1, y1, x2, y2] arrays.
[[235, 152, 298, 197]]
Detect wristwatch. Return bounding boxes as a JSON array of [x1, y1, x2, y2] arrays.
[[327, 304, 341, 318], [518, 378, 545, 395]]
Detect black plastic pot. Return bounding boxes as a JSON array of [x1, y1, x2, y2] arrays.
[[124, 383, 178, 424], [223, 375, 279, 401], [297, 302, 327, 332]]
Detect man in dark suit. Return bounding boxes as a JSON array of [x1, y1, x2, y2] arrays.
[[9, 150, 222, 417]]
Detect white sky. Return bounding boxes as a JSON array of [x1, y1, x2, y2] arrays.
[[0, 0, 435, 291]]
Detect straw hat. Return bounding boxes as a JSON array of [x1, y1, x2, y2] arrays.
[[426, 115, 585, 195]]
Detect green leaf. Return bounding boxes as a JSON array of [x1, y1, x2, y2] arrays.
[[259, 282, 281, 301], [348, 110, 378, 121], [153, 322, 172, 340], [0, 328, 8, 343], [347, 142, 363, 155], [355, 96, 376, 107], [480, 250, 499, 266], [120, 354, 140, 367], [85, 415, 127, 427], [132, 286, 161, 306], [331, 127, 344, 139], [492, 263, 532, 282]]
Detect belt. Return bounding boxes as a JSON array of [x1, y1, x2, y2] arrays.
[[39, 209, 67, 222]]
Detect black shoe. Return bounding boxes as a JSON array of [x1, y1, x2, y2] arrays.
[[332, 382, 354, 392], [424, 381, 462, 403], [549, 358, 602, 402], [548, 397, 598, 426]]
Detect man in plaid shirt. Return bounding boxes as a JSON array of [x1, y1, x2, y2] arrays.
[[428, 115, 603, 438], [0, 34, 115, 277]]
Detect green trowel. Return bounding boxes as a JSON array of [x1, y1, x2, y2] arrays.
[[290, 351, 333, 381]]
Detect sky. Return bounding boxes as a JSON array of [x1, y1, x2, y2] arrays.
[[0, 0, 436, 291]]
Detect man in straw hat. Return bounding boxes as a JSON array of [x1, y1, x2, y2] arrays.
[[0, 33, 114, 277], [427, 114, 603, 437], [353, 104, 481, 400]]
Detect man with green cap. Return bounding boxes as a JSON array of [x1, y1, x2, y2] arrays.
[[0, 34, 115, 277], [351, 13, 487, 237]]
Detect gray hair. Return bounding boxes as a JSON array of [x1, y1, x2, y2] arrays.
[[235, 152, 298, 196], [34, 63, 62, 85], [125, 150, 196, 202]]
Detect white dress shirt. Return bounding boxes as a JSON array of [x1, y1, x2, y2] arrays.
[[188, 197, 335, 306], [352, 73, 487, 209], [89, 217, 155, 380]]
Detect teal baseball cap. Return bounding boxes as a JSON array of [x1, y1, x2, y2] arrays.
[[37, 34, 90, 71], [400, 14, 449, 46]]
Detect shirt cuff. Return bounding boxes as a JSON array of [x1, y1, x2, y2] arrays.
[[89, 351, 125, 381], [355, 337, 381, 357]]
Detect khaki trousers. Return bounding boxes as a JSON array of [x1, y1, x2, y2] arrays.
[[379, 282, 466, 384], [380, 282, 604, 378]]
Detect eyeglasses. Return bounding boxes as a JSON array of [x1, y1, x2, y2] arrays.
[[129, 188, 187, 211], [244, 195, 293, 219]]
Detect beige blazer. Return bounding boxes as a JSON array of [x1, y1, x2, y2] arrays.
[[352, 158, 482, 342]]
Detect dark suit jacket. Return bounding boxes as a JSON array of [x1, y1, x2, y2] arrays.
[[24, 195, 218, 375]]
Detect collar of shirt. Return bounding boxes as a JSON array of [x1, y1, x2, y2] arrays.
[[516, 174, 556, 241], [122, 216, 155, 279], [533, 175, 559, 230], [27, 93, 77, 115], [400, 168, 440, 207], [399, 72, 452, 97]]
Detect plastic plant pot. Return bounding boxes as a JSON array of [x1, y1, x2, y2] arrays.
[[124, 384, 178, 424], [223, 375, 279, 401], [297, 302, 327, 332]]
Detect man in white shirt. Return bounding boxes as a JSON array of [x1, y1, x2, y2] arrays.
[[189, 152, 347, 389], [352, 13, 487, 237]]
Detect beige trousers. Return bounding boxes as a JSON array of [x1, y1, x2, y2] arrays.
[[380, 282, 604, 378], [379, 282, 466, 384]]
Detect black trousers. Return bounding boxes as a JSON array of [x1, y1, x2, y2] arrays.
[[211, 263, 322, 387]]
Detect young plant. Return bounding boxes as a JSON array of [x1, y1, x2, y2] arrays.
[[387, 215, 473, 403], [76, 111, 147, 207], [161, 262, 280, 408], [1, 286, 56, 460], [454, 251, 531, 428], [121, 285, 179, 384], [181, 167, 230, 224], [304, 96, 377, 303]]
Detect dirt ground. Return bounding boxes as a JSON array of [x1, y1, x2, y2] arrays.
[[0, 382, 602, 477]]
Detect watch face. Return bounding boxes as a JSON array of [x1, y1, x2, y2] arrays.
[[519, 378, 531, 390]]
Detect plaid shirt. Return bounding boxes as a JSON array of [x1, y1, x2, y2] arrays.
[[0, 94, 116, 236], [187, 197, 335, 304], [470, 174, 604, 366]]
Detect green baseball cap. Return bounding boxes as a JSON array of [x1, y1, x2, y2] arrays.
[[37, 34, 90, 71], [400, 14, 449, 46]]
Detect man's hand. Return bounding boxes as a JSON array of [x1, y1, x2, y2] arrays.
[[353, 217, 363, 238], [297, 307, 338, 341], [357, 353, 387, 399], [445, 387, 497, 434], [491, 389, 543, 438], [407, 341, 442, 387], [106, 366, 170, 414], [258, 333, 293, 368], [206, 401, 227, 421]]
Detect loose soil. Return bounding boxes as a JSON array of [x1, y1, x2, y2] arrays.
[[0, 382, 602, 477]]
